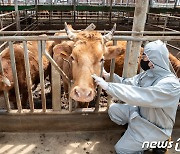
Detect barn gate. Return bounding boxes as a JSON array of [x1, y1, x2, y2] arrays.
[[0, 0, 180, 132], [0, 32, 180, 132]]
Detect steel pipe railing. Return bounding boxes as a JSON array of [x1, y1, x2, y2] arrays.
[[9, 41, 22, 113], [23, 41, 34, 112], [0, 34, 179, 114], [0, 56, 11, 112], [38, 40, 46, 112], [1, 30, 180, 35], [1, 35, 180, 42]]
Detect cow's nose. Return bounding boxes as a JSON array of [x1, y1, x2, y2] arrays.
[[71, 86, 94, 102]]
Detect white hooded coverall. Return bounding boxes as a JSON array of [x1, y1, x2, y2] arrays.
[[106, 40, 180, 154]]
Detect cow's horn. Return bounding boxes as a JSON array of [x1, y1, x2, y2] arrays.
[[103, 23, 116, 42], [2, 76, 11, 87], [84, 23, 96, 31], [64, 22, 77, 40]]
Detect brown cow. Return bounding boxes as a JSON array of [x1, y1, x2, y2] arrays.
[[0, 37, 54, 108], [53, 23, 124, 103], [169, 53, 180, 78], [105, 41, 180, 78], [53, 23, 180, 105]]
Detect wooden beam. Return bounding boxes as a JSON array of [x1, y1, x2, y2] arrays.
[[0, 110, 179, 132], [0, 112, 125, 132]]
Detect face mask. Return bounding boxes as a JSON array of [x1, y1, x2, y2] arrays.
[[140, 59, 150, 71]]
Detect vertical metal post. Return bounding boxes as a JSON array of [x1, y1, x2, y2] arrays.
[[122, 41, 131, 78], [68, 81, 73, 112], [38, 41, 46, 112], [9, 41, 22, 112], [73, 0, 76, 25], [126, 0, 149, 77], [174, 0, 178, 8], [35, 0, 38, 26], [107, 40, 116, 108], [0, 56, 11, 112], [14, 0, 21, 31], [163, 16, 168, 36], [126, 0, 129, 6], [0, 17, 3, 31], [102, 0, 105, 5], [23, 41, 34, 112], [109, 0, 112, 25], [94, 59, 104, 112], [52, 55, 61, 111]]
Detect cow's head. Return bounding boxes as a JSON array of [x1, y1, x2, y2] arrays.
[[53, 23, 124, 102], [0, 74, 11, 91]]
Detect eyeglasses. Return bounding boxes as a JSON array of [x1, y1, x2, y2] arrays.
[[142, 53, 149, 61]]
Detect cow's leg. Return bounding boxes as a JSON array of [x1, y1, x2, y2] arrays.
[[21, 89, 28, 108], [63, 81, 69, 99], [9, 89, 17, 109]]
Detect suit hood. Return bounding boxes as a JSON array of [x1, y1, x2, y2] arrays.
[[144, 40, 172, 77]]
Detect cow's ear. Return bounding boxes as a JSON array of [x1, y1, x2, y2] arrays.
[[53, 43, 72, 60], [104, 46, 125, 60], [0, 75, 11, 88]]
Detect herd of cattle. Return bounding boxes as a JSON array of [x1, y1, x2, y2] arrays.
[[0, 23, 180, 108]]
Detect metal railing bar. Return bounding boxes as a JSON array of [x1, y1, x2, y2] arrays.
[[23, 41, 34, 112], [8, 41, 22, 113], [38, 40, 46, 112], [51, 59, 61, 112], [1, 30, 180, 35], [0, 56, 11, 112], [1, 35, 180, 42], [0, 11, 16, 17], [107, 40, 117, 108], [0, 42, 8, 50], [0, 36, 69, 42], [167, 43, 180, 51], [122, 40, 131, 78], [21, 20, 37, 31], [0, 22, 16, 32], [146, 23, 180, 33], [43, 50, 70, 83], [68, 81, 73, 112], [147, 13, 180, 20], [113, 36, 180, 41], [94, 57, 104, 112]]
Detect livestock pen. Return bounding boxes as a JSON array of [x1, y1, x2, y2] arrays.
[[0, 1, 180, 154], [0, 32, 180, 132], [0, 0, 180, 132]]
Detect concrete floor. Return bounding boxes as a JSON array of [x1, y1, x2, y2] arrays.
[[0, 129, 179, 154]]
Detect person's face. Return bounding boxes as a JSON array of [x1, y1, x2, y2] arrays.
[[141, 53, 154, 69]]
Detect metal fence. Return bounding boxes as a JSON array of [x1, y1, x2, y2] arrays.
[[0, 32, 180, 115], [1, 0, 180, 7]]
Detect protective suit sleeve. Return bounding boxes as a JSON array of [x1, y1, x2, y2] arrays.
[[113, 73, 139, 86], [106, 77, 180, 108]]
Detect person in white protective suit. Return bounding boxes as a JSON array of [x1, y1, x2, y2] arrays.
[[92, 40, 180, 154]]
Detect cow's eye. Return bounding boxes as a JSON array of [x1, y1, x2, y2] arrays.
[[100, 58, 104, 63], [70, 55, 75, 61]]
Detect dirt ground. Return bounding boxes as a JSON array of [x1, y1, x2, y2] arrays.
[[0, 129, 179, 154]]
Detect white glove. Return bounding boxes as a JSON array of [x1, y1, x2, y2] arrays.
[[91, 74, 108, 90], [102, 68, 110, 81]]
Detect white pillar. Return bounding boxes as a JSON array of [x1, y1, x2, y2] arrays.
[[123, 0, 149, 77], [15, 0, 21, 31]]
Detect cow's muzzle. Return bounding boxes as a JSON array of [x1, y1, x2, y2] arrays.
[[70, 86, 95, 102]]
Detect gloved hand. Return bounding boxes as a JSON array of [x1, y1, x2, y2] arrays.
[[91, 74, 108, 90], [102, 68, 110, 81]]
